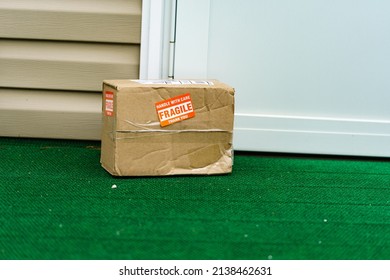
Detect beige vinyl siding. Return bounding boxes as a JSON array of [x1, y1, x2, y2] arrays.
[[0, 0, 141, 140], [0, 40, 140, 91], [0, 89, 101, 139], [0, 0, 141, 43]]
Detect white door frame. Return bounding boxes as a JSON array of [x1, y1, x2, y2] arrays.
[[140, 0, 176, 79]]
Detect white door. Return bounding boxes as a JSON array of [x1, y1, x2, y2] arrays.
[[173, 0, 390, 157]]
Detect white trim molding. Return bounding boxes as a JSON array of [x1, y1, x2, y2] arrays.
[[235, 114, 390, 157]]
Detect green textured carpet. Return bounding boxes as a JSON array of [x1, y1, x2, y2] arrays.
[[1, 137, 390, 260]]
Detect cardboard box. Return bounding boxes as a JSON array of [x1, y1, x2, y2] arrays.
[[100, 79, 235, 176]]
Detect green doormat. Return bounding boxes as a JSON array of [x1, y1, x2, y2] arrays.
[[1, 137, 390, 260]]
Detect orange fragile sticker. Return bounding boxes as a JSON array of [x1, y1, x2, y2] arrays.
[[104, 91, 114, 116], [155, 93, 195, 127]]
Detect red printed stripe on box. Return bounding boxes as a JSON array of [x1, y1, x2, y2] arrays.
[[104, 91, 114, 116], [155, 93, 195, 127]]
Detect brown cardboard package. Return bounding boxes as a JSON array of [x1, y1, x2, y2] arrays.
[[100, 79, 235, 176]]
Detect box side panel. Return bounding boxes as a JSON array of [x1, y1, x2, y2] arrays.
[[100, 83, 118, 175]]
